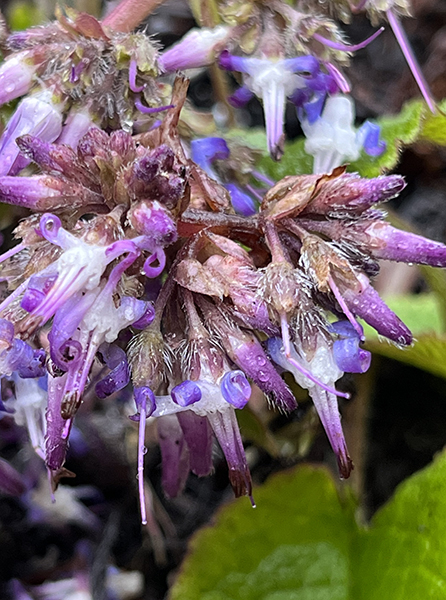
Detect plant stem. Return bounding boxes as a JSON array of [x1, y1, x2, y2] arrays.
[[102, 0, 166, 32]]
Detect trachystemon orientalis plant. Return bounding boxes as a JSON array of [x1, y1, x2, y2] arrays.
[[0, 0, 442, 523]]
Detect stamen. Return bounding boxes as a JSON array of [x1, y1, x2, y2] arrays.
[[386, 9, 436, 113], [280, 314, 350, 399], [0, 242, 25, 265], [328, 275, 365, 341], [138, 398, 147, 525], [324, 63, 350, 94], [134, 97, 175, 114], [313, 28, 384, 53], [129, 59, 145, 93]]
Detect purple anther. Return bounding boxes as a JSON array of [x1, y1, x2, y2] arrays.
[[134, 97, 174, 114], [132, 303, 156, 330], [143, 248, 166, 278], [221, 370, 251, 409], [357, 120, 386, 157], [38, 213, 61, 243], [228, 86, 255, 108], [171, 380, 202, 407], [190, 137, 230, 173], [129, 58, 145, 93], [313, 28, 384, 53]]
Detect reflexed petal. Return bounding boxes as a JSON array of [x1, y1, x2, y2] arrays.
[[177, 411, 213, 477], [157, 414, 190, 498]]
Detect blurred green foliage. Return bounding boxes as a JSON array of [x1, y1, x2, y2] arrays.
[[171, 450, 446, 599]]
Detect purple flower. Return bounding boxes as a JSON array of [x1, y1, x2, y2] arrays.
[[0, 51, 36, 106], [268, 336, 353, 478], [331, 321, 371, 373], [159, 26, 230, 73], [301, 94, 386, 174], [0, 92, 63, 176], [219, 52, 321, 160]]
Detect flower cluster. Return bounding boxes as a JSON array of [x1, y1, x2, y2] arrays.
[[0, 0, 442, 534]]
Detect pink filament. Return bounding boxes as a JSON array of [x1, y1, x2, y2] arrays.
[[313, 27, 384, 53], [328, 275, 365, 341], [280, 314, 350, 399], [386, 9, 436, 113], [129, 59, 145, 93], [138, 403, 148, 525]]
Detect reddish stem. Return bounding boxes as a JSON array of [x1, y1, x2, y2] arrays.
[[102, 0, 165, 32]]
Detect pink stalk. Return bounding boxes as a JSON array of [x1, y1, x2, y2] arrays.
[[138, 401, 148, 525], [313, 27, 384, 53], [328, 275, 365, 341], [325, 62, 350, 94], [102, 0, 166, 33], [129, 59, 145, 93], [386, 9, 436, 113], [0, 243, 25, 265], [280, 314, 350, 399]]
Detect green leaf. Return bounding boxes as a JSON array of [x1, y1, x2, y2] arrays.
[[349, 100, 424, 178], [419, 99, 446, 145], [352, 450, 446, 600], [170, 451, 446, 600], [363, 294, 446, 379], [170, 466, 355, 600], [258, 138, 313, 181]]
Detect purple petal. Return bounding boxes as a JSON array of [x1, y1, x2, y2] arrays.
[[220, 370, 251, 409], [225, 184, 257, 216], [131, 303, 156, 329], [160, 27, 229, 72], [56, 109, 96, 148], [333, 337, 371, 373], [228, 86, 255, 108], [357, 120, 386, 157], [367, 222, 446, 267], [171, 380, 202, 407], [0, 53, 36, 106], [343, 278, 413, 345], [45, 373, 70, 471], [283, 55, 320, 76], [207, 407, 254, 505], [310, 387, 353, 479], [95, 344, 130, 399], [234, 338, 297, 412], [0, 458, 27, 496], [218, 50, 249, 73], [17, 348, 46, 379], [0, 318, 14, 349], [157, 414, 190, 498], [177, 411, 213, 477], [128, 201, 177, 246], [143, 248, 166, 278], [190, 137, 230, 173], [0, 94, 62, 176]]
